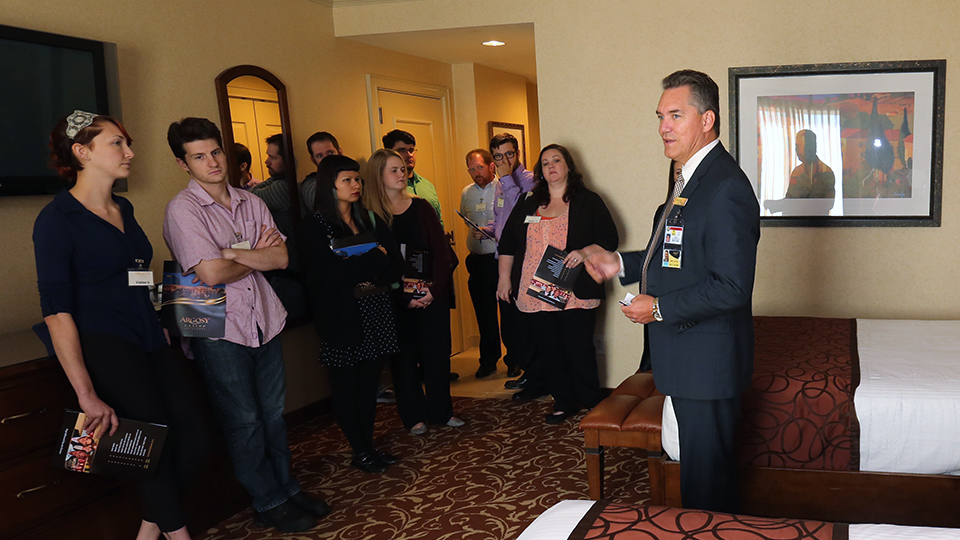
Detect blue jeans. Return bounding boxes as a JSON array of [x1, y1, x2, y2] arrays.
[[192, 335, 300, 512]]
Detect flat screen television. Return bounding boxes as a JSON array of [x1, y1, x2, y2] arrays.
[[0, 24, 121, 196]]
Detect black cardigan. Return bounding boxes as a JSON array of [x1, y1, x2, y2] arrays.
[[301, 211, 404, 347], [499, 188, 619, 301]]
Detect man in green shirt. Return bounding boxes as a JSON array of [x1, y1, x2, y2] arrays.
[[382, 129, 443, 228]]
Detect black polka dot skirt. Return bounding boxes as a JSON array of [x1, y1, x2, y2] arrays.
[[320, 291, 399, 367]]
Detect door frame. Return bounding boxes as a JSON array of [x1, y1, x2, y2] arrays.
[[365, 74, 466, 354]]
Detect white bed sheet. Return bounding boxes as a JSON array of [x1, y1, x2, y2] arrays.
[[518, 500, 960, 539], [660, 319, 960, 474], [856, 319, 960, 474]]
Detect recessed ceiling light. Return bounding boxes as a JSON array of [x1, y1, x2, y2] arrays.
[[482, 40, 506, 47]]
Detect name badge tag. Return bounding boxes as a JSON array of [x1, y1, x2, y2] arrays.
[[475, 203, 486, 212], [128, 269, 154, 287], [663, 217, 683, 268], [664, 223, 683, 246], [662, 249, 682, 268], [673, 197, 688, 206], [231, 240, 251, 250], [497, 197, 504, 208], [524, 215, 541, 224]]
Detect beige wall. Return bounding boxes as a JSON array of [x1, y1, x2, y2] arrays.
[[334, 0, 960, 386]]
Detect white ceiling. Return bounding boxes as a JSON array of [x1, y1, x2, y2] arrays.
[[343, 23, 537, 83], [306, 0, 537, 83]]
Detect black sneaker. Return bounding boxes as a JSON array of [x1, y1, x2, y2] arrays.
[[504, 376, 528, 390], [475, 365, 497, 378], [255, 501, 316, 533], [374, 449, 400, 465], [512, 387, 549, 401], [289, 491, 331, 519], [351, 451, 389, 473]]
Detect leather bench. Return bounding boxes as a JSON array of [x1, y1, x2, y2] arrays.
[[579, 372, 675, 503]]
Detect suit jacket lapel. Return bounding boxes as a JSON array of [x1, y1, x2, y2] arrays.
[[646, 142, 725, 254], [679, 141, 725, 199]]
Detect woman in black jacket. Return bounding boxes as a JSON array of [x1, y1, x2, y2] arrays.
[[302, 155, 404, 473], [497, 144, 619, 424]]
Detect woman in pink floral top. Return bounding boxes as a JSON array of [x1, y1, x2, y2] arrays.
[[496, 144, 619, 424]]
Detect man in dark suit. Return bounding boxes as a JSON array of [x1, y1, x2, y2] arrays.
[[584, 70, 760, 512]]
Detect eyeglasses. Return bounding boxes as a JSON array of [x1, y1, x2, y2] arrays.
[[492, 150, 516, 160], [395, 147, 417, 155]]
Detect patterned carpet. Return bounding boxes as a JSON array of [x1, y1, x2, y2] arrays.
[[198, 396, 650, 540]]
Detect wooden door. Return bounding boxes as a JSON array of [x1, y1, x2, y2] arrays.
[[368, 77, 464, 355]]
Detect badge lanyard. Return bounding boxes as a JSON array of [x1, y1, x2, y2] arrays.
[[662, 197, 687, 269], [128, 258, 153, 287]]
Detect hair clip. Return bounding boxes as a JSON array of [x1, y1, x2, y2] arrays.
[[66, 110, 98, 139]]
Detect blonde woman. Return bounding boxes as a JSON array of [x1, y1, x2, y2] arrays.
[[364, 149, 463, 436]]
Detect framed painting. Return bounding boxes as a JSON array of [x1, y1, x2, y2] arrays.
[[488, 121, 526, 166], [729, 60, 945, 226]]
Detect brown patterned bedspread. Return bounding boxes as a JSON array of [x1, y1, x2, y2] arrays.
[[738, 317, 860, 471], [571, 502, 847, 540]]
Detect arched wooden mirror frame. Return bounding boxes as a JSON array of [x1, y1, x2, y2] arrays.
[[215, 65, 311, 325], [214, 65, 301, 224]]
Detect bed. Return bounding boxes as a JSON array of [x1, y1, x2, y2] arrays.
[[676, 317, 960, 475], [517, 500, 960, 540], [588, 316, 960, 527]]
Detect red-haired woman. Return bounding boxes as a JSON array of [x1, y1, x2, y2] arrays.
[[34, 111, 208, 540]]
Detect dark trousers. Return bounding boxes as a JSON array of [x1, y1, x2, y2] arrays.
[[528, 308, 602, 412], [327, 355, 385, 456], [466, 253, 503, 367], [80, 332, 210, 532], [391, 300, 454, 428], [672, 395, 742, 513], [499, 298, 533, 372]]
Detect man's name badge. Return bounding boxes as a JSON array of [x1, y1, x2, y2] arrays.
[[231, 240, 252, 250], [128, 269, 153, 287], [497, 197, 504, 208], [673, 197, 688, 206], [662, 249, 682, 268], [664, 225, 683, 246], [524, 215, 541, 224], [475, 202, 486, 212]]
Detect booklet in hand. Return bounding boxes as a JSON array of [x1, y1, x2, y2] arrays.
[[55, 410, 168, 478], [331, 232, 379, 257], [161, 260, 226, 338], [526, 245, 582, 308], [402, 247, 433, 300]]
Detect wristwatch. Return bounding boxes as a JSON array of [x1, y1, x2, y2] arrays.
[[651, 297, 663, 322]]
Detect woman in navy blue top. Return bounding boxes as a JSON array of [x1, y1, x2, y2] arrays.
[[34, 112, 207, 540]]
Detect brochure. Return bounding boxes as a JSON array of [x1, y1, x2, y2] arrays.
[[402, 247, 433, 300], [160, 260, 226, 338], [55, 410, 167, 478], [331, 232, 379, 257], [525, 245, 582, 308]]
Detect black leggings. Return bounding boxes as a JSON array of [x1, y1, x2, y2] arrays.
[[326, 355, 386, 455], [79, 332, 211, 532]]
